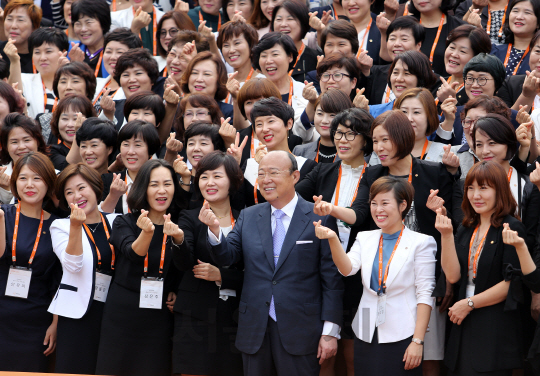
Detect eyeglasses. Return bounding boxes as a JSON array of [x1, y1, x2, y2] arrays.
[[462, 118, 478, 129], [257, 170, 290, 179], [184, 110, 210, 119], [320, 72, 350, 82], [159, 28, 179, 38], [333, 130, 359, 141], [464, 76, 493, 86]]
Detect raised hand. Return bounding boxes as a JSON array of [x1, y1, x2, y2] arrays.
[[68, 42, 85, 63], [502, 222, 525, 247], [3, 39, 18, 62], [75, 112, 86, 132], [174, 0, 189, 12], [530, 162, 540, 189], [254, 144, 268, 164], [69, 203, 86, 227], [472, 0, 489, 8], [434, 208, 453, 237], [313, 220, 338, 239], [57, 50, 69, 68], [231, 10, 246, 23], [131, 7, 152, 34], [316, 55, 324, 68], [320, 10, 334, 26], [302, 81, 319, 104], [0, 166, 10, 190], [313, 195, 334, 216], [198, 20, 213, 39], [219, 117, 237, 146], [357, 49, 373, 76], [109, 172, 128, 197], [426, 189, 446, 215], [384, 0, 399, 18], [522, 70, 540, 99], [516, 121, 533, 148], [163, 84, 180, 106], [199, 201, 220, 235], [227, 132, 248, 165], [441, 144, 460, 175], [173, 156, 192, 179], [467, 8, 481, 27], [163, 213, 184, 243], [100, 87, 116, 120], [517, 104, 533, 125], [193, 259, 222, 281], [166, 132, 183, 154], [226, 71, 240, 99], [137, 209, 155, 233], [353, 88, 369, 111], [376, 12, 391, 34], [440, 96, 458, 124], [436, 76, 460, 103], [309, 11, 326, 32], [182, 40, 198, 62]]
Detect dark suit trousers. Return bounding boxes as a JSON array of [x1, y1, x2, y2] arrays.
[[242, 319, 320, 376]]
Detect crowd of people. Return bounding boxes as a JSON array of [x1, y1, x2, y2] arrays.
[[2, 0, 540, 375]]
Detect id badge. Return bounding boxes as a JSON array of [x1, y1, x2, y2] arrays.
[[466, 284, 475, 299], [94, 272, 112, 303], [139, 277, 163, 309], [5, 266, 32, 299], [339, 230, 351, 251], [376, 294, 386, 327]]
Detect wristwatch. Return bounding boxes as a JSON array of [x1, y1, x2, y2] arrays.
[[411, 338, 424, 345], [467, 297, 475, 309], [180, 177, 192, 186]]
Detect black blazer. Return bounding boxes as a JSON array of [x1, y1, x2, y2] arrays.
[[445, 216, 525, 372], [497, 74, 525, 109], [365, 64, 391, 105], [173, 207, 243, 323], [101, 170, 128, 214], [291, 47, 320, 83]]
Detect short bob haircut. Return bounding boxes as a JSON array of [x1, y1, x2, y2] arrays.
[[117, 120, 161, 158], [0, 81, 26, 114], [251, 32, 298, 72], [113, 48, 159, 86], [217, 20, 259, 54], [184, 122, 226, 152], [0, 113, 48, 165], [463, 53, 506, 91], [50, 95, 97, 140], [248, 0, 270, 30], [167, 31, 210, 54], [370, 110, 415, 160], [71, 0, 111, 35], [251, 97, 295, 126], [28, 27, 69, 54], [320, 20, 359, 56], [386, 16, 425, 45], [0, 59, 8, 80], [393, 88, 439, 135], [462, 161, 518, 227], [180, 51, 229, 101], [53, 62, 97, 100], [104, 27, 144, 51], [76, 118, 117, 148], [270, 1, 310, 40], [4, 0, 42, 31], [315, 89, 353, 116], [176, 94, 223, 141], [123, 91, 166, 126], [55, 162, 104, 211], [316, 53, 360, 84], [127, 159, 182, 218], [472, 113, 518, 161], [156, 10, 196, 57], [369, 176, 415, 219], [237, 77, 281, 119], [460, 95, 511, 122], [503, 0, 540, 45], [388, 51, 437, 89], [194, 151, 244, 196], [11, 151, 57, 203], [330, 107, 374, 155], [446, 24, 491, 56], [407, 0, 457, 17], [530, 29, 540, 51]]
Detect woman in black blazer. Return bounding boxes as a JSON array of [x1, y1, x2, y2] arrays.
[[436, 161, 526, 375], [173, 151, 244, 376]]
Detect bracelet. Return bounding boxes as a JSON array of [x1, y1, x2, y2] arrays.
[[411, 338, 424, 345], [180, 177, 192, 186]]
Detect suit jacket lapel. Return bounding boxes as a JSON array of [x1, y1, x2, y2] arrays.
[[274, 198, 310, 275], [475, 226, 498, 289], [257, 204, 275, 270]]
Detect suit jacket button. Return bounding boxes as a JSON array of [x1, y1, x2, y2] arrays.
[[266, 302, 270, 306], [272, 281, 277, 285]]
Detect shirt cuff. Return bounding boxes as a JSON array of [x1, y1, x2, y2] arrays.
[[322, 321, 341, 339], [436, 125, 453, 140], [207, 228, 222, 245], [300, 110, 313, 130], [98, 110, 117, 125]]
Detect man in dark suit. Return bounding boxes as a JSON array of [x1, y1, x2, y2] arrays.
[[200, 150, 344, 376]]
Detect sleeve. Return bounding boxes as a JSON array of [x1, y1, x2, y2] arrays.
[[350, 170, 372, 227], [437, 163, 460, 227], [295, 162, 320, 202], [414, 235, 437, 307], [219, 266, 244, 291], [435, 125, 453, 141], [496, 76, 515, 108], [49, 147, 69, 171], [0, 187, 13, 205], [454, 0, 472, 18], [50, 220, 85, 273], [345, 238, 362, 276], [109, 215, 146, 263], [51, 1, 68, 28], [521, 183, 540, 253], [522, 268, 540, 293], [173, 212, 197, 272], [209, 210, 244, 267]]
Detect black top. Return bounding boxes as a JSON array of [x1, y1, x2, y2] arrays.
[[496, 74, 525, 108], [84, 218, 114, 275], [0, 41, 33, 74], [365, 64, 391, 105], [50, 142, 70, 171], [290, 46, 319, 83], [316, 143, 337, 163], [101, 170, 128, 214]]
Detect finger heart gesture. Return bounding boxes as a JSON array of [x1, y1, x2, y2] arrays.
[[137, 209, 155, 233]]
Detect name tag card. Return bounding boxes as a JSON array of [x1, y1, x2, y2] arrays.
[[466, 285, 475, 299], [5, 266, 32, 299], [140, 277, 163, 309], [94, 272, 112, 303], [376, 294, 386, 327]]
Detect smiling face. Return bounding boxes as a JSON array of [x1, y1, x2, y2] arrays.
[[222, 34, 251, 69], [64, 0, 74, 24], [323, 34, 353, 57], [199, 165, 231, 203], [120, 135, 150, 173], [465, 70, 496, 98], [509, 0, 538, 37], [341, 0, 371, 22], [412, 0, 442, 14], [0, 96, 10, 124], [7, 127, 38, 165], [463, 107, 487, 147], [58, 106, 80, 144], [466, 179, 497, 216], [200, 0, 222, 15], [63, 174, 99, 215], [4, 7, 33, 47], [73, 15, 104, 50], [259, 43, 293, 83], [370, 190, 406, 231], [159, 18, 179, 52], [372, 125, 398, 166], [444, 37, 474, 77], [128, 108, 157, 126], [183, 104, 212, 129], [399, 97, 428, 140], [320, 65, 357, 95], [387, 28, 421, 60], [166, 43, 189, 84], [103, 41, 129, 76], [260, 0, 282, 21], [227, 0, 253, 20], [57, 74, 87, 100], [16, 165, 47, 205], [146, 166, 175, 214], [274, 8, 301, 43], [33, 42, 62, 76], [475, 128, 508, 165], [314, 104, 334, 139], [79, 138, 113, 172], [334, 124, 365, 162], [529, 39, 540, 71], [188, 59, 219, 97], [120, 65, 153, 99], [258, 152, 299, 207], [186, 134, 216, 169], [254, 114, 291, 151], [390, 60, 418, 98]]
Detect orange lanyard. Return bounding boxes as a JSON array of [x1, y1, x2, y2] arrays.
[[92, 79, 117, 106], [224, 68, 255, 104], [287, 78, 293, 106], [133, 7, 157, 56], [63, 141, 71, 150], [420, 139, 429, 159], [407, 161, 413, 184], [288, 43, 305, 76], [12, 204, 44, 267], [199, 11, 221, 31], [486, 4, 507, 38], [507, 167, 513, 182], [82, 213, 115, 270], [65, 28, 68, 37], [204, 200, 235, 228], [254, 178, 259, 204], [250, 129, 256, 158], [112, 0, 117, 11], [403, 1, 410, 16], [93, 51, 103, 78], [42, 79, 58, 113], [468, 225, 489, 282], [356, 18, 372, 58], [125, 173, 131, 213], [144, 233, 167, 278], [162, 67, 167, 77], [315, 139, 337, 163], [333, 162, 366, 206], [503, 44, 530, 75], [377, 227, 404, 295], [420, 14, 445, 65], [384, 85, 392, 103]]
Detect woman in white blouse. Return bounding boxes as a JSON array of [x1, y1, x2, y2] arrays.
[[314, 176, 436, 375]]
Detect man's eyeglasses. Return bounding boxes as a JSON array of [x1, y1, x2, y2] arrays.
[[159, 28, 179, 38], [333, 130, 359, 141], [320, 72, 351, 82], [464, 76, 493, 86]]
